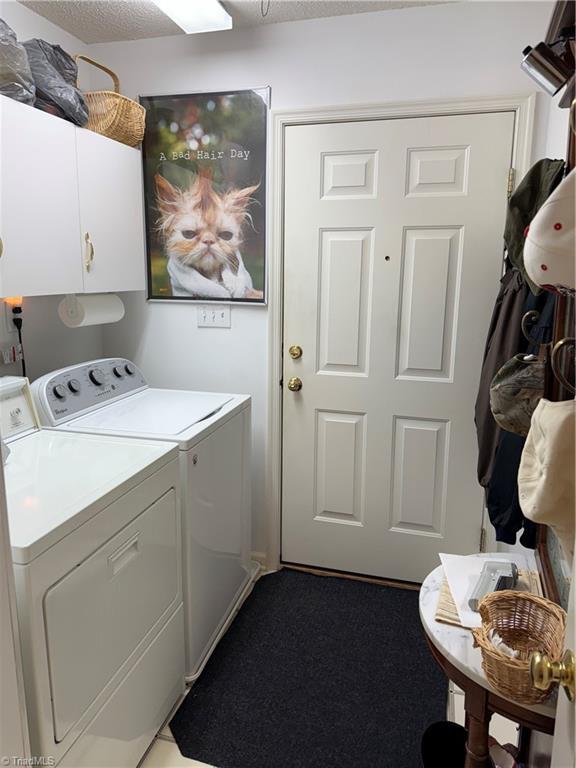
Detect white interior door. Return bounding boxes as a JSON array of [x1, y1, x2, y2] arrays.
[[551, 552, 575, 768], [282, 112, 515, 582]]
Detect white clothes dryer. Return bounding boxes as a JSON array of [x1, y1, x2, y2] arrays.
[[0, 376, 184, 767], [32, 359, 257, 682]]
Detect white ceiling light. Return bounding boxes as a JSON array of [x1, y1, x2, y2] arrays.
[[151, 0, 232, 34]]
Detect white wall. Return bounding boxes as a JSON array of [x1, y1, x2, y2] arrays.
[[10, 297, 105, 381], [0, 0, 94, 89], [1, 0, 87, 53], [0, 294, 104, 381], [545, 91, 570, 158], [0, 1, 103, 380], [88, 0, 557, 555]]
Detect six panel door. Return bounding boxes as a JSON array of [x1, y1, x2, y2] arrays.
[[282, 112, 516, 582]]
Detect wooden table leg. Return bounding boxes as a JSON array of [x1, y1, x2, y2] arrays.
[[517, 725, 531, 763], [464, 685, 492, 768], [465, 715, 491, 768]]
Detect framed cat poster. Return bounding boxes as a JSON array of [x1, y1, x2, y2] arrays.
[[141, 88, 269, 303]]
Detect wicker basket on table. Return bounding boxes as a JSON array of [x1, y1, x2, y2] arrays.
[[75, 55, 145, 147], [472, 590, 566, 704]]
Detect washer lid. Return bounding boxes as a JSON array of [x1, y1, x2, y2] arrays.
[[4, 430, 177, 564], [66, 389, 234, 436]]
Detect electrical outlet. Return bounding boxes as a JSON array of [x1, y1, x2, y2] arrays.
[[3, 302, 17, 336], [197, 304, 231, 328]]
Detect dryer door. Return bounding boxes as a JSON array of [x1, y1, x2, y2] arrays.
[[44, 488, 179, 742]]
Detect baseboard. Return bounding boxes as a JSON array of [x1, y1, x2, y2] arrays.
[[282, 562, 421, 591], [251, 551, 270, 570]]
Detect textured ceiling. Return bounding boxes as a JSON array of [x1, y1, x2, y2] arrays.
[[18, 0, 446, 44]]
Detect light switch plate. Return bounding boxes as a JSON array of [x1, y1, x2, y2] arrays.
[[197, 304, 231, 328]]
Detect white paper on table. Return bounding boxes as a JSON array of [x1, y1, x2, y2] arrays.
[[439, 552, 536, 629]]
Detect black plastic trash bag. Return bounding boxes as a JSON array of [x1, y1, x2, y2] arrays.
[[0, 18, 35, 104], [23, 38, 88, 125]]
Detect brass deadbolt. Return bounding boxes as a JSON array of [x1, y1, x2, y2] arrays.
[[289, 345, 303, 359]]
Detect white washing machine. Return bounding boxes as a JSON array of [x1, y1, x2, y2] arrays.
[[0, 376, 185, 767], [32, 359, 258, 682]]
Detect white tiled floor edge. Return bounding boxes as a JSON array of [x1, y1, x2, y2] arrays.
[[137, 692, 215, 768], [140, 738, 215, 768]]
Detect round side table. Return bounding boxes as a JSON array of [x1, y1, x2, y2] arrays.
[[419, 556, 556, 768]]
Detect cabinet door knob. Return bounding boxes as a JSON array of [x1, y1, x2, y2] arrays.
[[84, 232, 94, 272]]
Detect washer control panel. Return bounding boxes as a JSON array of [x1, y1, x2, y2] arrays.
[[0, 377, 39, 440], [32, 359, 148, 426]]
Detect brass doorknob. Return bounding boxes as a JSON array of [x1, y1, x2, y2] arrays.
[[287, 377, 302, 392], [289, 345, 303, 359], [530, 649, 574, 702]]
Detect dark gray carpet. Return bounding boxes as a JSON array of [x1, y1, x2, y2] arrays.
[[170, 569, 447, 768]]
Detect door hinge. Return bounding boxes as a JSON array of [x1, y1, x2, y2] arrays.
[[479, 526, 487, 553], [507, 168, 516, 200]]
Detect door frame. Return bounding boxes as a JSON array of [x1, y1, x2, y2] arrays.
[[265, 94, 537, 571]]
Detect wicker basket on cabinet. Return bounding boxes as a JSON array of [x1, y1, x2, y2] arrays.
[[75, 55, 145, 147], [472, 590, 566, 704]]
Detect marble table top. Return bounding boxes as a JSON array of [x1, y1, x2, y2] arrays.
[[419, 552, 556, 719]]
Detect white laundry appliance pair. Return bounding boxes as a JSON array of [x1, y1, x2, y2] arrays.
[[32, 358, 257, 683], [1, 376, 185, 767]]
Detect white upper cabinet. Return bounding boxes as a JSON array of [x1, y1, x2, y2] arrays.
[[0, 95, 84, 297], [0, 96, 146, 298], [76, 129, 145, 294]]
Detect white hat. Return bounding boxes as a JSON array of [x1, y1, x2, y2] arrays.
[[524, 168, 575, 294], [518, 398, 575, 558]]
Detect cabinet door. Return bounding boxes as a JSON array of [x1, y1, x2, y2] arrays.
[[0, 96, 83, 297], [76, 129, 146, 293]]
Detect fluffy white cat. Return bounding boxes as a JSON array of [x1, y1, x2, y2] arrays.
[[155, 174, 262, 300]]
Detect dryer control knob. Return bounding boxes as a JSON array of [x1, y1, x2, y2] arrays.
[[124, 363, 136, 376], [68, 379, 81, 394], [53, 384, 67, 400], [112, 366, 124, 378], [89, 368, 105, 386]]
